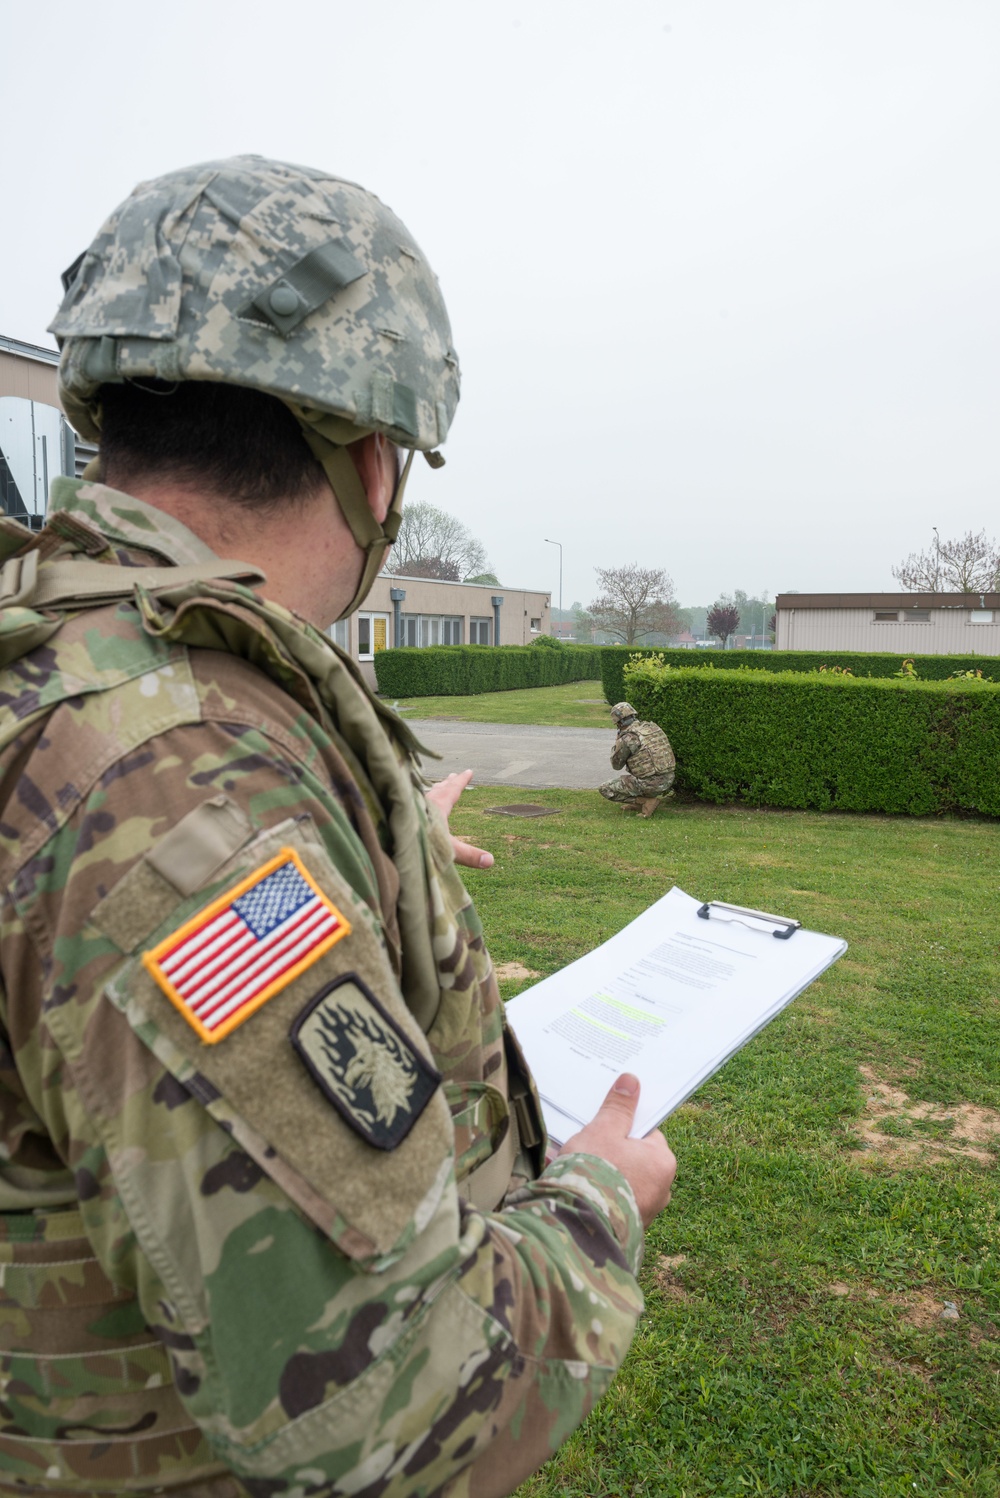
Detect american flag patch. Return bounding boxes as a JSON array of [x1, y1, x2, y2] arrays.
[[143, 848, 351, 1044]]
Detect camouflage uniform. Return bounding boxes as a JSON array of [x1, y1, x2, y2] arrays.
[[599, 719, 676, 804], [1, 157, 650, 1497], [0, 480, 646, 1496]]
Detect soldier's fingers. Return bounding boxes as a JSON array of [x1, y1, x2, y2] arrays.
[[592, 1073, 642, 1133], [426, 769, 475, 820], [451, 837, 494, 871]]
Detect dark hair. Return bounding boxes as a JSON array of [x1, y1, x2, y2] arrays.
[[98, 380, 326, 509]]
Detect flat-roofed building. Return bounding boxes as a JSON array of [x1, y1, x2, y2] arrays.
[[775, 592, 1000, 655], [333, 575, 551, 687]]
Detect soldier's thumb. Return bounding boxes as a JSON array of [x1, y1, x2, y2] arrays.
[[596, 1073, 641, 1134]]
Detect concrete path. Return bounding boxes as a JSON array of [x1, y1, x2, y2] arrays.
[[405, 718, 615, 790]]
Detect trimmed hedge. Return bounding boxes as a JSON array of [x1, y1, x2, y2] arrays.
[[601, 646, 999, 705], [374, 643, 604, 697], [623, 659, 1000, 817]]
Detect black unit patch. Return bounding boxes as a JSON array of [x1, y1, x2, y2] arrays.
[[290, 975, 441, 1150]]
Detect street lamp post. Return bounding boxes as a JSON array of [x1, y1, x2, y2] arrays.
[[544, 538, 563, 637], [932, 526, 940, 592]]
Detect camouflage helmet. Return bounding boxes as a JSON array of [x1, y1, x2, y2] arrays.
[[48, 155, 461, 615], [610, 702, 638, 726]]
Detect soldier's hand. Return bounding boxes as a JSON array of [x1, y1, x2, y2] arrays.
[[557, 1073, 676, 1228], [425, 769, 494, 870]]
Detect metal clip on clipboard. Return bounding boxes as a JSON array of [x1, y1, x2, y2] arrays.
[[696, 900, 801, 940]]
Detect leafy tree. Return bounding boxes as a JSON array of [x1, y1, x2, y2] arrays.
[[464, 571, 500, 586], [572, 601, 596, 643], [387, 502, 490, 580], [892, 530, 1000, 592], [587, 565, 679, 646], [675, 605, 709, 638], [729, 590, 773, 641], [707, 602, 740, 647]]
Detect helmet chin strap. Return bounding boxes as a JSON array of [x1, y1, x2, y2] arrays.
[[285, 402, 415, 621]]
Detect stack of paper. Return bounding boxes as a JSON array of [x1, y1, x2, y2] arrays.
[[506, 886, 846, 1145]]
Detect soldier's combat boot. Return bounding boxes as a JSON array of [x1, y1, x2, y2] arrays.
[[639, 797, 662, 818], [622, 798, 643, 811]]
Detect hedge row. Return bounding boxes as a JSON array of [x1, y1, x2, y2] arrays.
[[601, 646, 999, 704], [374, 643, 604, 697], [623, 659, 1000, 817]]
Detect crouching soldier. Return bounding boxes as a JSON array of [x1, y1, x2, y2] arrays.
[[599, 701, 676, 817]]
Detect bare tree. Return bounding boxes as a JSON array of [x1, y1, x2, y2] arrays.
[[892, 530, 1000, 593], [387, 502, 490, 580], [707, 602, 740, 647], [394, 556, 461, 581], [588, 565, 679, 645]]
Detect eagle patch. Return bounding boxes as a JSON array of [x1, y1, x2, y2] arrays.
[[290, 976, 441, 1149]]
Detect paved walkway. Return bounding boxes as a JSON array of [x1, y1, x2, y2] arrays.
[[406, 718, 615, 790]]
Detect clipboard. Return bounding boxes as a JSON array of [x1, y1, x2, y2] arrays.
[[506, 885, 847, 1142], [697, 900, 801, 940]]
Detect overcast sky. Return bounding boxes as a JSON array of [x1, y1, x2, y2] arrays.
[[4, 0, 997, 609]]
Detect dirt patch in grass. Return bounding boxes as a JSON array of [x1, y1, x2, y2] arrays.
[[898, 1290, 955, 1330], [851, 1065, 1000, 1166], [494, 961, 541, 982], [652, 1253, 691, 1301], [823, 1281, 963, 1332]]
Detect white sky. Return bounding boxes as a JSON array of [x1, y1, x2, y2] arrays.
[[4, 0, 997, 609]]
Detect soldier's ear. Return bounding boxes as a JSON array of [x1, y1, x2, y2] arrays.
[[345, 433, 396, 524]]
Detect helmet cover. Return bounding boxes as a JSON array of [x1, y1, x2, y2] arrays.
[[49, 156, 461, 616], [50, 155, 460, 450]]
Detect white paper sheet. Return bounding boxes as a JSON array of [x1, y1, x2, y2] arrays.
[[505, 887, 846, 1143]]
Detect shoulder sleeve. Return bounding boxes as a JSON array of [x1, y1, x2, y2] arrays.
[[5, 682, 645, 1496], [611, 728, 637, 770]]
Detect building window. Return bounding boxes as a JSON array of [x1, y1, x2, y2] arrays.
[[903, 609, 931, 623], [399, 614, 464, 647], [873, 611, 899, 622], [357, 612, 389, 660], [470, 616, 492, 645], [530, 617, 541, 632], [970, 610, 994, 624], [328, 619, 349, 651]]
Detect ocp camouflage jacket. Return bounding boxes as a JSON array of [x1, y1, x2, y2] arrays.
[[0, 482, 645, 1498], [610, 720, 676, 784]]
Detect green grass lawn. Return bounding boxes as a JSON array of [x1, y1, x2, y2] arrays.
[[388, 679, 610, 726], [451, 790, 1000, 1498]]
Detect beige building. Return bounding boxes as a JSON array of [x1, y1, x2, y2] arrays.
[[2, 336, 549, 685], [775, 592, 1000, 656], [331, 575, 551, 688]]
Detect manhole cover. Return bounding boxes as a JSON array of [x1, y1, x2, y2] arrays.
[[485, 804, 562, 818]]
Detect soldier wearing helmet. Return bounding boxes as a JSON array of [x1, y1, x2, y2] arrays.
[[600, 701, 677, 817], [0, 158, 675, 1497]]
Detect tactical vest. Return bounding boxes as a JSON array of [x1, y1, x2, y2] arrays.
[[0, 517, 543, 1494], [624, 721, 676, 783]]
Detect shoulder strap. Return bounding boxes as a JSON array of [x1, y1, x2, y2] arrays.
[[0, 553, 265, 612]]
